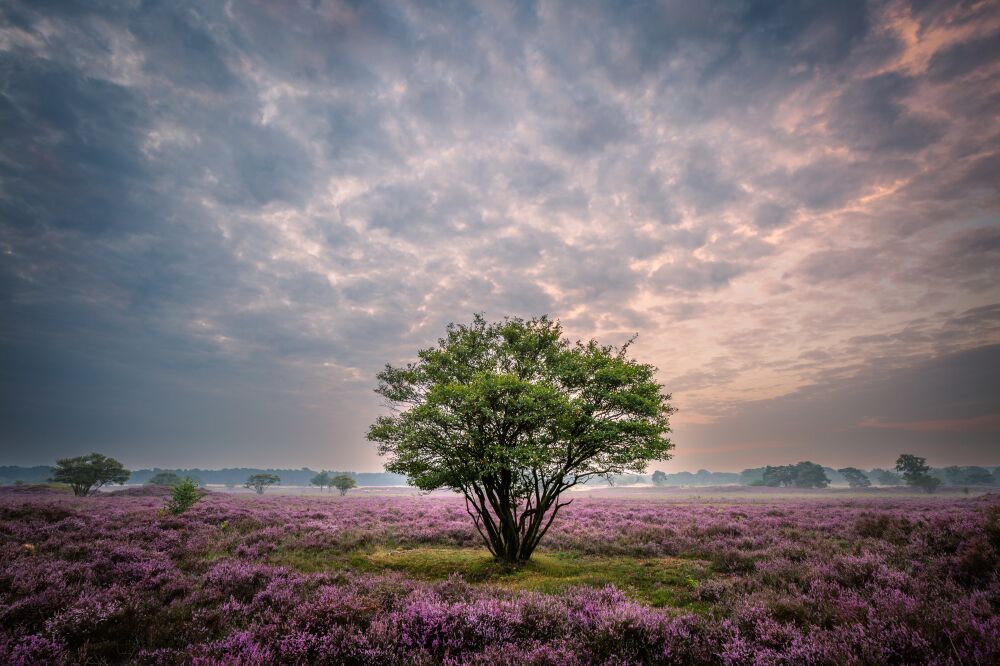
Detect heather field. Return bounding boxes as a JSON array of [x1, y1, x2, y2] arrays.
[[2, 487, 999, 665]]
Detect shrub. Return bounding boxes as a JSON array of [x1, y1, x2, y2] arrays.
[[164, 478, 202, 516]]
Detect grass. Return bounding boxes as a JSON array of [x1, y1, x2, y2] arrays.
[[271, 545, 715, 610]]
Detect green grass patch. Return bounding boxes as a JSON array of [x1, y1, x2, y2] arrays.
[[271, 545, 714, 610]]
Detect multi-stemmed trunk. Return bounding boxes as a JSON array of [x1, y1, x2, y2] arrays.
[[460, 473, 574, 565]]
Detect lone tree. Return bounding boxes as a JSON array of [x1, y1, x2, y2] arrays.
[[896, 454, 941, 493], [148, 471, 182, 486], [50, 453, 130, 496], [838, 467, 871, 488], [331, 474, 357, 496], [245, 473, 280, 494], [310, 471, 331, 492], [368, 315, 674, 564]]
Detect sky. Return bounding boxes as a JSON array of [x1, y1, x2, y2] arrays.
[[1, 0, 998, 473]]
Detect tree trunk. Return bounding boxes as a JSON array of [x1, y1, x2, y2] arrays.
[[464, 482, 571, 565]]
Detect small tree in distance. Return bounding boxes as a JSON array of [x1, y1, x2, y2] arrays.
[[838, 467, 871, 488], [896, 454, 941, 494], [331, 474, 357, 496], [148, 471, 182, 486], [310, 471, 331, 492], [245, 473, 280, 494], [50, 453, 130, 496], [369, 314, 675, 565]]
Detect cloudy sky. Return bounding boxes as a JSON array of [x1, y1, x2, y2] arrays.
[[1, 0, 998, 472]]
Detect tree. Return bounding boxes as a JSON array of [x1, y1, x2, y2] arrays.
[[791, 461, 829, 488], [331, 474, 357, 496], [762, 465, 795, 487], [963, 466, 994, 486], [838, 467, 871, 488], [244, 473, 280, 494], [310, 471, 331, 492], [651, 470, 668, 486], [759, 462, 828, 488], [165, 477, 203, 515], [50, 453, 130, 497], [148, 471, 182, 486], [871, 468, 904, 486], [943, 465, 994, 486], [896, 454, 941, 494], [943, 465, 963, 485], [368, 315, 674, 564]]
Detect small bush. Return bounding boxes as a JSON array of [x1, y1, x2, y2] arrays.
[[164, 478, 202, 516]]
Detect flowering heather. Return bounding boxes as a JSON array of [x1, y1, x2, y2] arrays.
[[1, 487, 998, 664]]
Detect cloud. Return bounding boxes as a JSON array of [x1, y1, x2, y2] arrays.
[[673, 342, 1000, 470], [826, 72, 944, 153], [790, 248, 881, 282], [652, 260, 747, 292], [0, 0, 997, 469]]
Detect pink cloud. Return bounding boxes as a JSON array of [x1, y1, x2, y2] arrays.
[[858, 414, 1000, 433]]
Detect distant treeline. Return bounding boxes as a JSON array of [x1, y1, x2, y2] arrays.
[[593, 464, 1000, 488], [2, 464, 997, 488], [0, 466, 407, 487]]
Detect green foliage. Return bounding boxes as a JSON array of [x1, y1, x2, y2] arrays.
[[761, 465, 794, 487], [761, 461, 829, 488], [331, 474, 357, 496], [896, 454, 941, 493], [871, 468, 904, 485], [368, 314, 674, 563], [244, 473, 280, 494], [791, 462, 829, 488], [49, 453, 130, 496], [942, 465, 994, 486], [310, 471, 331, 491], [147, 471, 182, 486], [165, 477, 203, 515], [837, 467, 871, 488]]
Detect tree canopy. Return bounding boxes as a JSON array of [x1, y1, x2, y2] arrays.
[[896, 454, 941, 493], [871, 468, 904, 486], [310, 471, 331, 491], [50, 453, 130, 496], [368, 314, 674, 563], [942, 465, 994, 486], [838, 467, 871, 488], [331, 474, 357, 496], [245, 473, 280, 494], [760, 461, 829, 488], [148, 471, 182, 486]]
